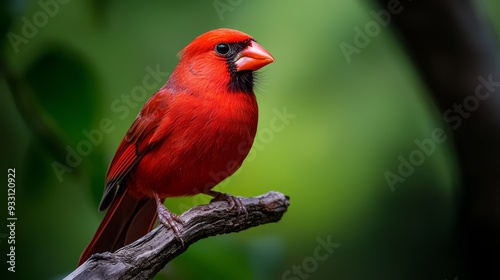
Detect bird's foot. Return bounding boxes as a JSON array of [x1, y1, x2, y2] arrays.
[[207, 191, 248, 218], [154, 193, 185, 247]]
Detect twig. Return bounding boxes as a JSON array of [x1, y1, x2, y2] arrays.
[[65, 191, 290, 280]]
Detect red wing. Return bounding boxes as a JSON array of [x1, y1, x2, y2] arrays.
[[98, 91, 170, 211]]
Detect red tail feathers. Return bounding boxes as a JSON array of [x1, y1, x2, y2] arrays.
[[78, 189, 158, 266]]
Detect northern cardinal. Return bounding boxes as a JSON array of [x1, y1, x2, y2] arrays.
[[78, 28, 274, 265]]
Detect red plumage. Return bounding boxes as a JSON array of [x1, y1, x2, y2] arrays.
[[78, 28, 274, 265]]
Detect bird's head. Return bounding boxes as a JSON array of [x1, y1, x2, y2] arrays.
[[166, 28, 275, 95]]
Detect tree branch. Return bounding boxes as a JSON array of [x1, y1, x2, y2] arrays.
[[64, 191, 290, 280]]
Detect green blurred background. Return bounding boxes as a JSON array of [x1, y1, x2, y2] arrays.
[[1, 0, 499, 279]]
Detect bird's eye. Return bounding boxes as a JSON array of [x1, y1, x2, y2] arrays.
[[215, 43, 230, 55]]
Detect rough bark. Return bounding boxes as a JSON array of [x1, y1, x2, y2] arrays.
[[65, 191, 290, 280]]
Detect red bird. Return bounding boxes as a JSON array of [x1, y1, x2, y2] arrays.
[[78, 28, 274, 265]]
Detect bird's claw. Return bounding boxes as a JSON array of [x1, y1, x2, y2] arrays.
[[209, 191, 248, 218], [155, 193, 185, 247]]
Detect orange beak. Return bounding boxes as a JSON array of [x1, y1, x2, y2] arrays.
[[235, 40, 275, 72]]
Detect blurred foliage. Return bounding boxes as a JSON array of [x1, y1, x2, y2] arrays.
[[1, 0, 500, 279]]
